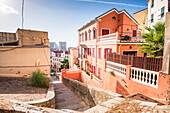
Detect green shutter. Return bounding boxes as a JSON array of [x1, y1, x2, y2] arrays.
[[151, 0, 154, 8], [151, 14, 154, 22], [161, 7, 165, 17]]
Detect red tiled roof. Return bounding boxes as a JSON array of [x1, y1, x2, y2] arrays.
[[65, 51, 70, 54], [53, 51, 63, 54]]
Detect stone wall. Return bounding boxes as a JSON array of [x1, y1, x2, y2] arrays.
[[24, 86, 55, 108], [63, 77, 122, 107]]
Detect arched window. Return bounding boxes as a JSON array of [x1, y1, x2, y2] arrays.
[[88, 29, 91, 40], [93, 28, 96, 39], [85, 31, 87, 41]]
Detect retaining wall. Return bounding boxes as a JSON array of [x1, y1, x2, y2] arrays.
[[63, 77, 122, 107]]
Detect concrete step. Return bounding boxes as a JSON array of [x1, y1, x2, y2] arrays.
[[52, 77, 90, 112]]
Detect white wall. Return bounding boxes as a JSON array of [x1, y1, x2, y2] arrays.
[[148, 0, 168, 28]]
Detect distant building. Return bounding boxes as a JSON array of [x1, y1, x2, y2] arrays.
[[134, 8, 148, 33], [50, 42, 59, 56], [59, 41, 67, 51], [69, 48, 78, 68], [0, 28, 50, 76], [68, 47, 74, 51], [51, 51, 70, 72], [147, 0, 169, 28]]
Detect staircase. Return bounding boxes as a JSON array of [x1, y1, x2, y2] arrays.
[[51, 76, 90, 112]]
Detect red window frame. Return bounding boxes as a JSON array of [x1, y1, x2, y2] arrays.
[[98, 48, 101, 58], [89, 31, 91, 40], [93, 29, 96, 39], [132, 30, 137, 37], [102, 29, 109, 36], [85, 32, 87, 41]]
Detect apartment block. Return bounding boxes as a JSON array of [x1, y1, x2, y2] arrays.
[[51, 51, 70, 72], [78, 8, 145, 79], [147, 0, 169, 28]]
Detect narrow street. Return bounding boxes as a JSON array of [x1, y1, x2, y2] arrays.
[[51, 76, 90, 112]]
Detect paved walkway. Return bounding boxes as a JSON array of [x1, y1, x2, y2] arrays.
[[51, 76, 90, 112]]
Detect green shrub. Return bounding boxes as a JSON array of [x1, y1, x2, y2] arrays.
[[28, 69, 50, 88], [86, 70, 90, 75], [77, 65, 80, 68]]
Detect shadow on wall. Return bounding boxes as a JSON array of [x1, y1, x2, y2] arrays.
[[63, 77, 119, 108], [116, 81, 130, 96], [63, 77, 95, 107]]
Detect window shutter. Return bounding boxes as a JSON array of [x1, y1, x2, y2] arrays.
[[90, 48, 91, 56], [104, 49, 106, 59], [110, 48, 112, 53]]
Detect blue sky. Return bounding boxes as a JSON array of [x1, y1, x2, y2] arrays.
[[0, 0, 147, 47]]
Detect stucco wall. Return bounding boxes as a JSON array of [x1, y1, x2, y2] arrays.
[[0, 47, 50, 75]]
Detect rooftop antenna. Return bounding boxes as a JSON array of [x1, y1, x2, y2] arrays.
[[21, 0, 24, 46]]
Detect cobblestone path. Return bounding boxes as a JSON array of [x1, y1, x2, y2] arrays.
[[51, 76, 90, 112]]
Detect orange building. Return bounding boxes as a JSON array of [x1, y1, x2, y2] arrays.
[[78, 8, 145, 79]]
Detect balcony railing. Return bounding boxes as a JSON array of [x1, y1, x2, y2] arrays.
[[131, 36, 145, 42], [99, 32, 118, 42], [131, 67, 159, 88]]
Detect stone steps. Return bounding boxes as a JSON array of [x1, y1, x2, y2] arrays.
[[51, 76, 90, 112]]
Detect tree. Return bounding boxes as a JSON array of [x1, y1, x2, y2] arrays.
[[137, 22, 165, 58], [59, 59, 69, 71]]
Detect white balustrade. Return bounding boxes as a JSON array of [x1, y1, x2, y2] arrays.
[[99, 32, 117, 42], [106, 61, 126, 78], [131, 67, 159, 88], [82, 71, 90, 79], [92, 75, 101, 84], [131, 36, 145, 42]]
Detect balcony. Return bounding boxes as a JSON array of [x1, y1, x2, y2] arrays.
[[119, 34, 145, 43], [78, 54, 88, 61], [99, 32, 118, 43]]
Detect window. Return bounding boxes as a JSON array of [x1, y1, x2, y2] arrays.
[[104, 48, 112, 59], [98, 68, 101, 79], [132, 30, 137, 37], [93, 29, 96, 39], [161, 7, 165, 17], [102, 29, 110, 36], [151, 0, 154, 8], [92, 48, 95, 57], [151, 14, 154, 23], [85, 32, 87, 41], [88, 31, 91, 40], [98, 48, 102, 58]]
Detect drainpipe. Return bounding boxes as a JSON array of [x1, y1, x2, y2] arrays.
[[118, 44, 122, 54]]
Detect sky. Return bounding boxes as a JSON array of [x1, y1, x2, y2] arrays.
[[0, 0, 148, 47]]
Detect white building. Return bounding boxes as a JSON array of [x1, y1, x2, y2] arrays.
[[51, 51, 70, 72], [147, 0, 169, 28]]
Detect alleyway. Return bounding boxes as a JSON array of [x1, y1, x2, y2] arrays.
[[51, 76, 90, 112]]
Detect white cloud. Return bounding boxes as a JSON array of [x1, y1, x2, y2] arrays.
[[77, 0, 146, 8], [0, 2, 19, 14]]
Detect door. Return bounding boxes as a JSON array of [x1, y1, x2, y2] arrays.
[[123, 51, 137, 56], [102, 29, 109, 36]]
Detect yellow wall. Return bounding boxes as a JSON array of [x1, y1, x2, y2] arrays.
[[0, 47, 50, 75], [134, 9, 148, 33]]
